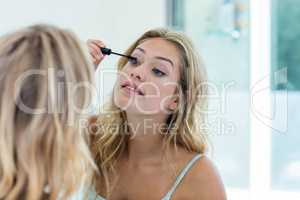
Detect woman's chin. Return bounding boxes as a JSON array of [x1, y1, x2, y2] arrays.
[[114, 92, 163, 115]]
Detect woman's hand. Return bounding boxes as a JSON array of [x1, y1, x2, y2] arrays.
[[87, 39, 106, 68]]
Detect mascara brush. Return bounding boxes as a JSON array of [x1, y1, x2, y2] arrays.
[[100, 47, 137, 64]]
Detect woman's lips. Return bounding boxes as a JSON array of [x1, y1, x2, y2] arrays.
[[120, 81, 145, 96]]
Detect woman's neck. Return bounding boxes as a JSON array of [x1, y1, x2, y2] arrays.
[[125, 113, 168, 165]]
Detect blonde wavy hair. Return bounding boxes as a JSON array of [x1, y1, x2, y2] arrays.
[[89, 28, 209, 197], [0, 24, 95, 200]]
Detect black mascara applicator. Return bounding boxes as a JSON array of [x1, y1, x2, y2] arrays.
[[100, 47, 137, 64]]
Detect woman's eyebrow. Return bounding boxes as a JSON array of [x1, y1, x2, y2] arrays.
[[135, 47, 174, 67], [154, 56, 174, 67], [135, 47, 145, 53]]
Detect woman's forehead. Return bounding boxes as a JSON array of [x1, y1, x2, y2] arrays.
[[134, 38, 181, 66]]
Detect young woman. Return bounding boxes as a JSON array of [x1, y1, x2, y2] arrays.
[[0, 24, 96, 200], [87, 28, 226, 200]]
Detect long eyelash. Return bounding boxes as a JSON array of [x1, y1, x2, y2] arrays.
[[129, 58, 139, 65], [127, 55, 137, 65], [153, 68, 166, 76]]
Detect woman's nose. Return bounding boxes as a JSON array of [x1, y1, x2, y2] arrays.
[[130, 66, 146, 82]]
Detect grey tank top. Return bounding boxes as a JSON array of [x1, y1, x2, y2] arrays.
[[88, 154, 203, 200]]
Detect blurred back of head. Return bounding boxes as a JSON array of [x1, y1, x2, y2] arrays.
[[0, 24, 95, 200]]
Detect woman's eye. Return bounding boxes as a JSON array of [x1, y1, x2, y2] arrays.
[[152, 68, 166, 77], [128, 58, 139, 66]]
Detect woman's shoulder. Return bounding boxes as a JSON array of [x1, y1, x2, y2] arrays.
[[179, 153, 227, 200]]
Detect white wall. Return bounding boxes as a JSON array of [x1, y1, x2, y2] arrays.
[[0, 0, 166, 43], [0, 0, 167, 109]]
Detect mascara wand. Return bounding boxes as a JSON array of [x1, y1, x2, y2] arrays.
[[100, 47, 137, 64]]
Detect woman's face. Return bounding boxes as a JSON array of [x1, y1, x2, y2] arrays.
[[114, 38, 181, 116]]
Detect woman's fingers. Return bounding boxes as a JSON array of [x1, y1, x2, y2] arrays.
[[88, 43, 102, 60], [87, 39, 106, 67], [89, 39, 105, 49]]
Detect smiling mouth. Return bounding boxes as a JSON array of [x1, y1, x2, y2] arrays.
[[120, 83, 145, 96]]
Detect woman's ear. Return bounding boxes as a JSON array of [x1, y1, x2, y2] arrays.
[[168, 96, 178, 111]]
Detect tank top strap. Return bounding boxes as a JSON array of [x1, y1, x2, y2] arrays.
[[161, 154, 203, 200]]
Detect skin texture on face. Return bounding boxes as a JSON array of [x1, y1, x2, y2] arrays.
[[114, 38, 182, 116]]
